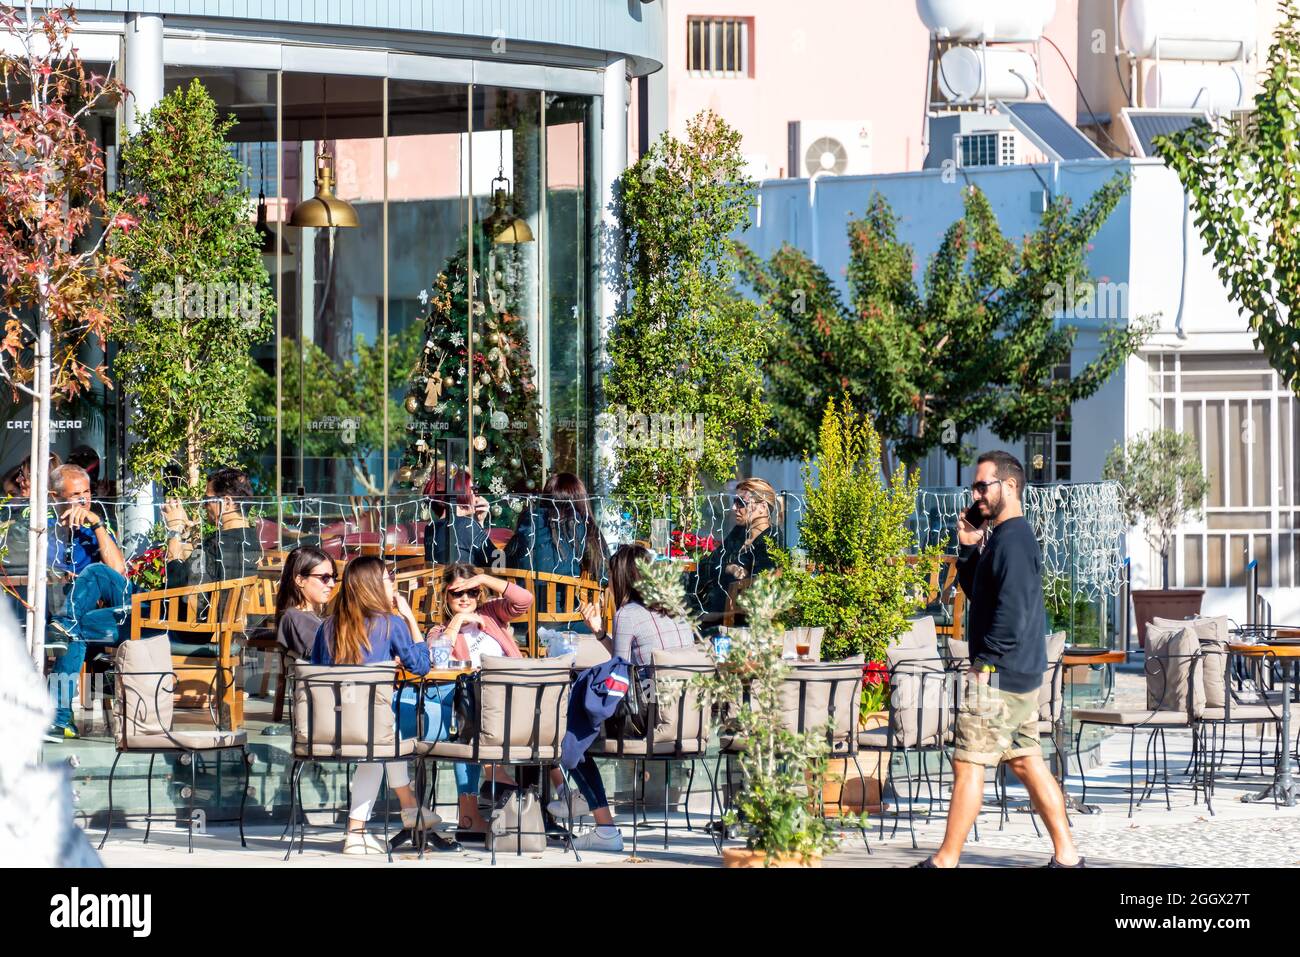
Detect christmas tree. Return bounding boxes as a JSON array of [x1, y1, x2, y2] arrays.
[[396, 231, 544, 498]]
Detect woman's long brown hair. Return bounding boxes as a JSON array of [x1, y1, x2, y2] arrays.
[[331, 556, 392, 665], [440, 562, 484, 624]]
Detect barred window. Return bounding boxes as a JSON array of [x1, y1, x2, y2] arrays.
[[686, 17, 752, 77]]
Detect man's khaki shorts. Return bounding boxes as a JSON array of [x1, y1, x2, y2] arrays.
[[952, 680, 1041, 767]]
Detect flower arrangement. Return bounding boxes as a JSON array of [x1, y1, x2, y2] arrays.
[[667, 529, 717, 561], [860, 660, 889, 722], [126, 546, 167, 592]]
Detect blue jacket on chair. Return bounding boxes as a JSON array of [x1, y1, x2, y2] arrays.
[[561, 657, 631, 770]]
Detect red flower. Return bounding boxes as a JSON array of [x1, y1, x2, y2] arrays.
[[862, 661, 889, 686]]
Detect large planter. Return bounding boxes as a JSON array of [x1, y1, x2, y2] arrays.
[[722, 848, 822, 868], [823, 711, 888, 814], [1130, 589, 1204, 647]]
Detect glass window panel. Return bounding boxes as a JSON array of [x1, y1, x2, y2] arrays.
[[1163, 398, 1175, 430], [1205, 401, 1224, 507], [385, 79, 470, 492], [1228, 400, 1247, 507], [1250, 400, 1270, 507], [1183, 536, 1203, 588], [1183, 400, 1202, 462], [1181, 374, 1274, 392], [1280, 398, 1291, 507], [1280, 533, 1293, 588], [1253, 534, 1272, 587], [1228, 533, 1248, 587], [1180, 353, 1271, 372], [1207, 513, 1271, 529], [282, 72, 384, 496], [1207, 534, 1226, 587]]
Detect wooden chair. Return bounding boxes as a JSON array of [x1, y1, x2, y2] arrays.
[[721, 577, 756, 629], [532, 571, 604, 657], [129, 576, 253, 730], [238, 576, 289, 721], [904, 555, 965, 645]]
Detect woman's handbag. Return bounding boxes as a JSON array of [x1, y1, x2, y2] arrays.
[[485, 787, 546, 853], [452, 671, 480, 743]]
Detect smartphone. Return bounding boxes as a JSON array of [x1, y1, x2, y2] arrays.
[[964, 503, 985, 529]]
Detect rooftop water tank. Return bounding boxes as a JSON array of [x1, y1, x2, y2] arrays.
[[1120, 0, 1257, 62], [938, 47, 1039, 102], [917, 0, 1057, 42], [1144, 62, 1246, 111]]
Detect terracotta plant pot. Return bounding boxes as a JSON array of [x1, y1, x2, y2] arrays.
[[1130, 589, 1204, 647], [823, 711, 888, 814], [722, 848, 822, 868]]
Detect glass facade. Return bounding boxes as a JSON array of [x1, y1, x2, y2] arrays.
[[0, 61, 600, 500]]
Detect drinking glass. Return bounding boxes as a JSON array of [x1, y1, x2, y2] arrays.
[[650, 518, 671, 555]]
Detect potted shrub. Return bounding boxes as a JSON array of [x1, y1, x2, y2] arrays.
[[822, 661, 890, 815], [642, 561, 851, 867], [774, 397, 938, 813], [1104, 429, 1210, 645]]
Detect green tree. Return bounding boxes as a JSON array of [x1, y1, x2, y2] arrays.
[[605, 111, 773, 521], [1158, 2, 1300, 396], [777, 398, 939, 663], [1104, 429, 1208, 590], [742, 179, 1150, 471], [112, 78, 275, 495]]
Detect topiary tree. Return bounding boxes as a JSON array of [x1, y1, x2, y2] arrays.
[[740, 179, 1150, 471], [111, 78, 275, 496], [777, 397, 939, 663], [604, 110, 773, 526], [1158, 1, 1300, 397], [1103, 429, 1208, 589]]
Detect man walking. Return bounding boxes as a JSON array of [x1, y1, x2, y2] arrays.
[[917, 450, 1082, 868]]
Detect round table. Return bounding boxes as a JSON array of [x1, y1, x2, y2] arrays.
[[1228, 642, 1299, 807], [1058, 649, 1127, 813]]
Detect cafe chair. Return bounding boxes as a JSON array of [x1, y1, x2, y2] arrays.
[[416, 655, 577, 864], [597, 648, 717, 856], [1072, 623, 1206, 817], [285, 663, 415, 862], [100, 632, 250, 854]]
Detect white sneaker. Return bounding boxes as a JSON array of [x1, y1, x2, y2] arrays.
[[342, 830, 388, 855], [547, 792, 592, 819], [401, 806, 442, 830], [571, 827, 624, 852]]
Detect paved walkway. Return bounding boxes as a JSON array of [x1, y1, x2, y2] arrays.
[[92, 674, 1299, 869]]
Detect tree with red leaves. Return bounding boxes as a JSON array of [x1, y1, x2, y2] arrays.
[[0, 3, 132, 663]]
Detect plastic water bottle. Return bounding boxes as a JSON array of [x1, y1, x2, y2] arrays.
[[712, 632, 731, 662]]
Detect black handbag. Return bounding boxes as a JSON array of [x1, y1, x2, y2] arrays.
[[453, 671, 480, 744]]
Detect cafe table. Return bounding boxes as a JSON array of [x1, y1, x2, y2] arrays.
[[1057, 648, 1127, 813], [1228, 641, 1299, 808]]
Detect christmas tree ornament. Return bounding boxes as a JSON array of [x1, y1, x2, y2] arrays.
[[509, 456, 520, 469], [396, 465, 413, 484], [490, 410, 509, 430], [473, 435, 488, 452], [490, 503, 503, 518], [404, 394, 421, 415], [415, 438, 427, 452]]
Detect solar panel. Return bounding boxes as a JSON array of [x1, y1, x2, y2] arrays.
[[996, 101, 1106, 161], [1121, 109, 1212, 158]]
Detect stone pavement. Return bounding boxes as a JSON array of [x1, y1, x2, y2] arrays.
[[91, 673, 1299, 869]]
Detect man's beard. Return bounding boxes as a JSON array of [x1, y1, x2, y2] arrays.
[[986, 495, 1007, 521]]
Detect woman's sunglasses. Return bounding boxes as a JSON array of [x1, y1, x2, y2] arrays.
[[306, 572, 336, 584], [733, 496, 753, 509]]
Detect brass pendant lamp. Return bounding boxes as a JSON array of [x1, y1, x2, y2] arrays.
[[482, 128, 533, 244], [288, 76, 359, 229]]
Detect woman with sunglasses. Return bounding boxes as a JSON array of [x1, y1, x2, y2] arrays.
[[274, 546, 335, 658], [309, 556, 432, 854], [696, 477, 782, 630]]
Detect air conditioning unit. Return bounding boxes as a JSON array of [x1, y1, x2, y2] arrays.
[[953, 130, 1018, 167], [787, 121, 872, 178]]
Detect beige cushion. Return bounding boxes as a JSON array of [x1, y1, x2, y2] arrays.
[[1038, 631, 1068, 722], [1145, 624, 1205, 717], [478, 654, 574, 751], [888, 623, 947, 748], [778, 656, 863, 747], [419, 741, 561, 761], [596, 737, 708, 756], [898, 616, 938, 651], [1154, 615, 1228, 708], [573, 637, 611, 670], [648, 648, 713, 747], [126, 730, 248, 750], [291, 663, 402, 759], [946, 638, 970, 668], [1199, 704, 1280, 722], [114, 634, 175, 749], [1072, 708, 1190, 726]]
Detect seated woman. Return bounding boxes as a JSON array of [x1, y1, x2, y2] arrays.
[[558, 544, 697, 852], [309, 556, 431, 855], [694, 477, 781, 632], [423, 564, 531, 839], [505, 471, 607, 631], [274, 546, 334, 659], [423, 472, 495, 567]]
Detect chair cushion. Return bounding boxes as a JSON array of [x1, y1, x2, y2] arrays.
[[168, 641, 220, 659], [1199, 704, 1280, 722], [1071, 709, 1190, 726], [887, 626, 947, 748], [1145, 624, 1205, 717], [416, 741, 561, 761], [478, 654, 574, 750], [778, 656, 863, 746], [125, 729, 247, 750], [648, 648, 714, 747], [291, 663, 401, 759], [595, 737, 708, 756], [1038, 631, 1067, 722], [1154, 615, 1228, 708], [573, 637, 611, 670], [946, 638, 970, 667], [114, 633, 174, 747]]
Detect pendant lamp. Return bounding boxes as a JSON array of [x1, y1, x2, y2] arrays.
[[482, 128, 533, 244], [288, 76, 358, 229]]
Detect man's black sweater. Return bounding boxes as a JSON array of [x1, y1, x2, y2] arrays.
[[956, 515, 1048, 694]]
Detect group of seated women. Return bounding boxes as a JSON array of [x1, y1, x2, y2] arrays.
[[270, 471, 780, 855]]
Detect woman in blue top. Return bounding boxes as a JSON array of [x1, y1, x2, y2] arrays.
[[310, 556, 433, 855]]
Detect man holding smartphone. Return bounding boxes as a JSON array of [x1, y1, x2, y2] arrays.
[[916, 450, 1082, 868]]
